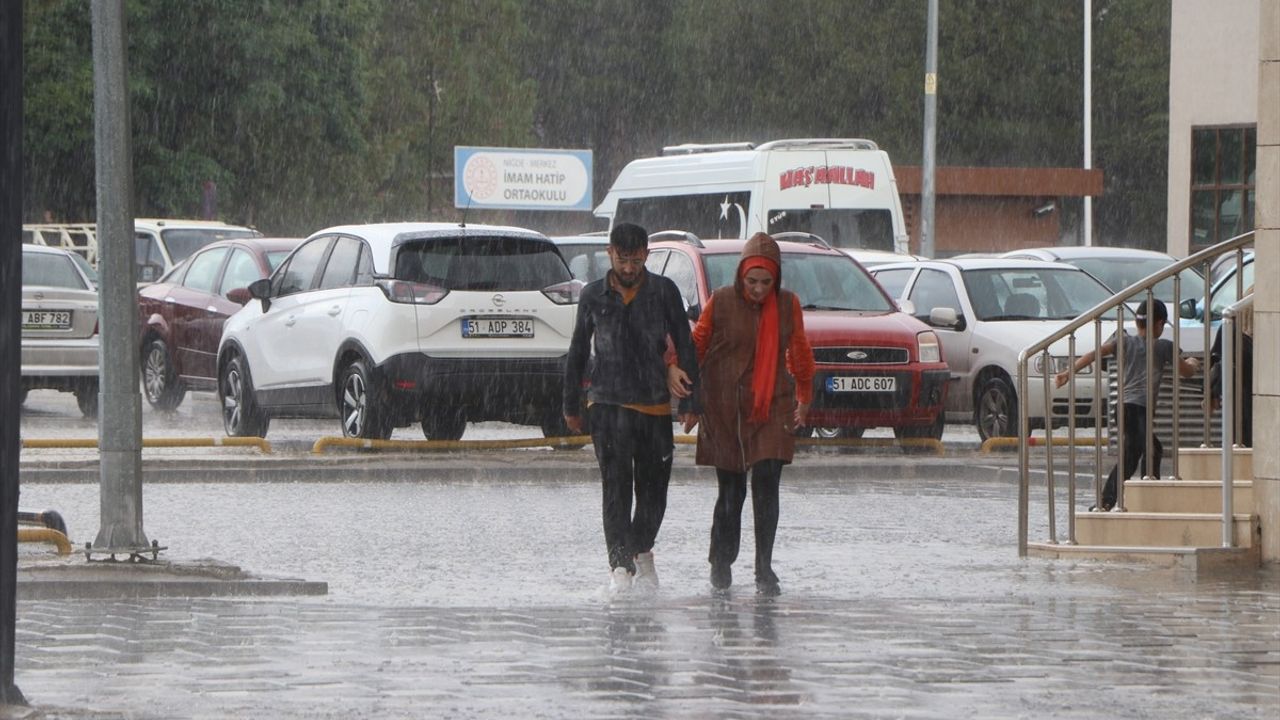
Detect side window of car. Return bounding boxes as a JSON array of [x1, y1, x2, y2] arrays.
[[908, 269, 963, 323], [274, 237, 332, 297], [182, 247, 229, 294], [662, 250, 699, 307], [219, 249, 261, 297], [317, 236, 362, 290], [645, 249, 669, 275], [135, 232, 166, 282], [353, 243, 375, 286], [872, 268, 913, 299]]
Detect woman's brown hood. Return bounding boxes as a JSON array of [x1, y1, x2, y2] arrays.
[[733, 232, 783, 295]]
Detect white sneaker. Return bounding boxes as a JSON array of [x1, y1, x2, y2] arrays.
[[608, 566, 633, 595], [633, 551, 659, 592]]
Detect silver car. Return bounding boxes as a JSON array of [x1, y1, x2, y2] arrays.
[[21, 244, 100, 417]]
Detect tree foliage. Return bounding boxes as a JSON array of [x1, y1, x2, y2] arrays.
[[22, 0, 1172, 246]]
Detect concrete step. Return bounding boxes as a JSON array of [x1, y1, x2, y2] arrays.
[[1074, 511, 1259, 548], [1176, 446, 1253, 481], [1124, 479, 1254, 514], [1025, 542, 1259, 570]]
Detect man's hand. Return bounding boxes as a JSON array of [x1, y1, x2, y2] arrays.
[[794, 402, 810, 427], [1054, 370, 1070, 388], [564, 414, 583, 434], [667, 365, 692, 398], [680, 412, 699, 434]]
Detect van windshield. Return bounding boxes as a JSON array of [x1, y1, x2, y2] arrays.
[[766, 208, 894, 251]]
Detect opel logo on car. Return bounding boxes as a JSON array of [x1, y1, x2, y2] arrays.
[[491, 293, 506, 307], [846, 350, 868, 360]]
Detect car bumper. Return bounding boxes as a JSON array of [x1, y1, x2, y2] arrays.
[[21, 338, 99, 380], [806, 368, 949, 428], [375, 353, 566, 424]]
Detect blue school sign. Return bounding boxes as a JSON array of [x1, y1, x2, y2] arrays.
[[454, 147, 593, 211]]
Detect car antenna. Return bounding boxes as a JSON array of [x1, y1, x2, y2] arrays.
[[459, 184, 473, 229]]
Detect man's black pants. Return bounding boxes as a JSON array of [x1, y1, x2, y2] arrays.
[[589, 404, 674, 573], [709, 459, 783, 582], [1102, 402, 1163, 509]]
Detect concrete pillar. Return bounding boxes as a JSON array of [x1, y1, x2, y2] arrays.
[[1254, 0, 1280, 563]]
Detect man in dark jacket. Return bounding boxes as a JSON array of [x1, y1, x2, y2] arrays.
[[564, 222, 699, 594]]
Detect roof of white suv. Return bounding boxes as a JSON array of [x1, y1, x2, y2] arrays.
[[310, 222, 553, 275]]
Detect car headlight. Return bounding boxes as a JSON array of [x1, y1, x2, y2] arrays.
[[1032, 355, 1091, 375], [917, 331, 941, 363]]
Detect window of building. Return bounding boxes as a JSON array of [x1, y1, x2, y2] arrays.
[[1190, 125, 1256, 251]]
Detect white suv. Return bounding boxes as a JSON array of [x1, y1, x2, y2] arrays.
[[216, 223, 582, 439]]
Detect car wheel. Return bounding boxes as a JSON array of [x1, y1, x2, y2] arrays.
[[339, 359, 391, 440], [19, 388, 27, 406], [74, 381, 98, 419], [142, 338, 186, 411], [540, 412, 586, 449], [894, 411, 945, 441], [975, 377, 1017, 441], [796, 426, 864, 439], [220, 353, 269, 438], [421, 407, 466, 442]]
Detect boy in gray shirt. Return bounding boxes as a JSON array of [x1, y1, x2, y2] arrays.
[[1055, 299, 1200, 511]]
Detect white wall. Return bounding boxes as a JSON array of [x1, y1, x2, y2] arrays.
[[1166, 0, 1260, 257]]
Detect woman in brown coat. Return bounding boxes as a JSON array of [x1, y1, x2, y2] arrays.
[[684, 233, 815, 595]]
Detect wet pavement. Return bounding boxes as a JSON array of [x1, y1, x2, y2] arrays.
[[8, 390, 1279, 718]]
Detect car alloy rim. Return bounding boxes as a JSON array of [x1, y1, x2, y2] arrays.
[[981, 389, 1009, 437], [223, 367, 242, 432], [342, 372, 366, 437], [144, 345, 167, 401]]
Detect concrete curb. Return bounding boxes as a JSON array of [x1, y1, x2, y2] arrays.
[[16, 559, 328, 600]]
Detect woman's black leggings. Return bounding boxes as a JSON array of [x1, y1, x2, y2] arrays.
[[709, 459, 783, 581]]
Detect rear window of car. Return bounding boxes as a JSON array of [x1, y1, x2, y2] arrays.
[[22, 251, 88, 290], [702, 251, 894, 312], [395, 236, 571, 291], [161, 228, 261, 264]]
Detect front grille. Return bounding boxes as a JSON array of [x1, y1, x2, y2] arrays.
[[812, 346, 909, 365], [808, 371, 914, 411]]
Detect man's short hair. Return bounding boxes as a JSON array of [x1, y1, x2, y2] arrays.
[[609, 223, 648, 253], [1134, 298, 1168, 325]]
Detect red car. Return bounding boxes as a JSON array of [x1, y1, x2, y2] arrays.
[[646, 233, 950, 439], [137, 237, 302, 410]]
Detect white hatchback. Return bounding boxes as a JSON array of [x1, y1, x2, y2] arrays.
[[217, 223, 582, 439]]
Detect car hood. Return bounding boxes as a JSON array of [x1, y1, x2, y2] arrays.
[[802, 309, 929, 345], [975, 318, 1119, 359]]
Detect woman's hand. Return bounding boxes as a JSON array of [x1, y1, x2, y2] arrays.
[[794, 401, 810, 427], [667, 365, 692, 398]]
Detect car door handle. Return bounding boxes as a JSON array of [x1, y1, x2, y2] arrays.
[[284, 315, 297, 327], [327, 305, 342, 317]]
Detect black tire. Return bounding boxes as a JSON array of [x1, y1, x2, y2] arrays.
[[797, 426, 864, 439], [421, 407, 466, 441], [540, 412, 586, 449], [894, 411, 945, 441], [219, 353, 269, 437], [975, 377, 1017, 441], [142, 338, 186, 411], [19, 388, 27, 406], [339, 359, 391, 440], [74, 381, 98, 419]]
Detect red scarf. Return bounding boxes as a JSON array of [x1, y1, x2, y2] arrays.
[[739, 256, 780, 424]]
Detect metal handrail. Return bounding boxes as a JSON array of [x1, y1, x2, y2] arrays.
[[1017, 231, 1254, 555], [1219, 292, 1253, 547]]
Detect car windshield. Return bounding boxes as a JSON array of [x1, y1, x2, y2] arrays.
[[765, 208, 895, 252], [1067, 257, 1205, 305], [1208, 259, 1255, 320], [703, 251, 894, 312], [161, 228, 260, 264], [395, 235, 572, 291], [962, 267, 1117, 321], [22, 251, 89, 290], [556, 242, 610, 282]]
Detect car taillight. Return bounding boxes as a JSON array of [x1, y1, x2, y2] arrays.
[[376, 279, 448, 304], [542, 279, 585, 305], [917, 330, 940, 363]]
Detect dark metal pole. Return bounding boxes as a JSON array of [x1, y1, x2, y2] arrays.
[[921, 0, 938, 258], [0, 0, 29, 705], [92, 0, 149, 556]]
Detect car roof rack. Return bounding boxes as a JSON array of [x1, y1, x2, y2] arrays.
[[660, 142, 756, 156], [755, 138, 879, 151], [648, 230, 704, 248], [772, 231, 833, 250]]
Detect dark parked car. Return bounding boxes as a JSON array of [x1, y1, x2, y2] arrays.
[[137, 237, 302, 410]]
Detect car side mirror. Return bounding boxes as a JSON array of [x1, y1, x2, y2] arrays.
[[897, 299, 916, 316], [138, 263, 161, 283], [248, 278, 272, 312], [1179, 297, 1199, 320], [929, 306, 961, 329], [226, 287, 252, 306]]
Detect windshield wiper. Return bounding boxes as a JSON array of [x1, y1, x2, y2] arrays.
[[802, 303, 852, 311]]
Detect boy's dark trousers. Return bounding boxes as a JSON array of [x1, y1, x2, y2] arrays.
[[589, 404, 674, 574], [709, 459, 783, 583], [1102, 402, 1163, 508]]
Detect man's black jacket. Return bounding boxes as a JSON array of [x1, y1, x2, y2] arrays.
[[564, 269, 699, 416]]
